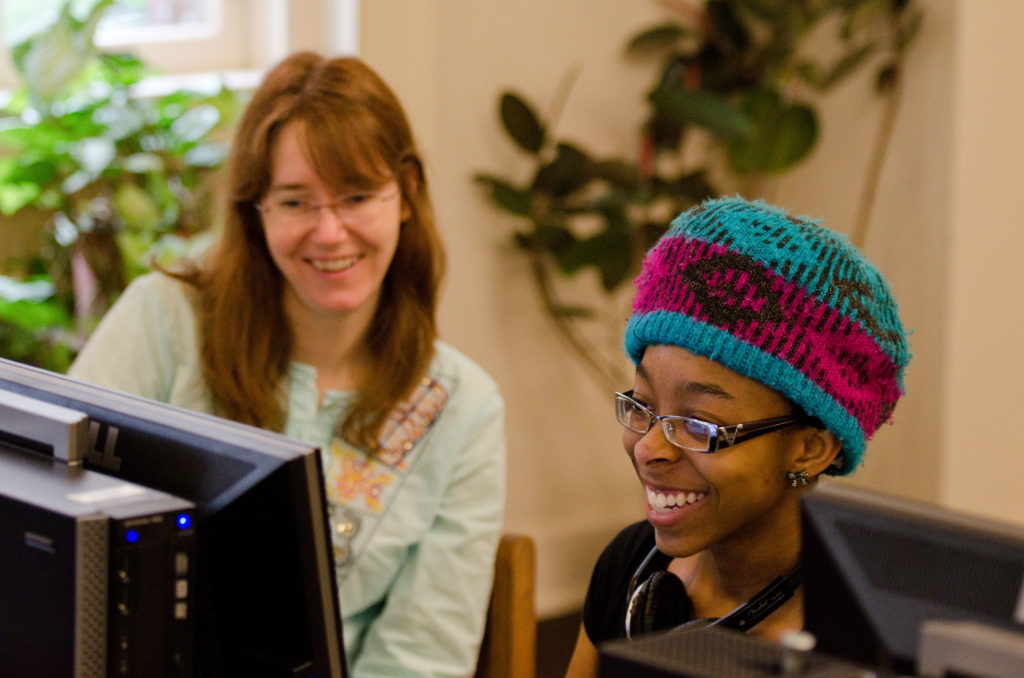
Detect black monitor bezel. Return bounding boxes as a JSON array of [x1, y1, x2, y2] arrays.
[[802, 481, 1024, 675]]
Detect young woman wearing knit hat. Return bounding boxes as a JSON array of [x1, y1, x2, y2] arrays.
[[565, 196, 911, 676]]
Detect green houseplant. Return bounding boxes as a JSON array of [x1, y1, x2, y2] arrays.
[[476, 0, 922, 390], [0, 0, 243, 371]]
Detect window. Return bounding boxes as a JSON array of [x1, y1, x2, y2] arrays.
[[3, 0, 215, 47], [0, 0, 359, 88]]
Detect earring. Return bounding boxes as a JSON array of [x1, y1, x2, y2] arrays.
[[787, 470, 809, 487]]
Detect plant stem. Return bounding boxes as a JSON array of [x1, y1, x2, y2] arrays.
[[852, 75, 902, 247], [852, 14, 909, 248], [541, 65, 582, 159]]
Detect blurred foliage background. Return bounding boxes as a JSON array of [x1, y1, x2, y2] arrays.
[[0, 0, 243, 371], [475, 0, 922, 390]]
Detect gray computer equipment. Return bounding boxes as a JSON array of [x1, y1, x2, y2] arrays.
[[0, 441, 196, 678]]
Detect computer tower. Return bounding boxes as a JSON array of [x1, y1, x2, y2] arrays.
[[0, 448, 196, 678]]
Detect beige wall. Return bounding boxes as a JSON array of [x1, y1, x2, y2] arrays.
[[361, 0, 1024, 619], [944, 1, 1024, 515]]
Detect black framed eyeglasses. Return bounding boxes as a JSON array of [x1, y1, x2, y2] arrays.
[[614, 390, 804, 453]]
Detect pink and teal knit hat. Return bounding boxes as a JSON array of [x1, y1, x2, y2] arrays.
[[624, 196, 910, 475]]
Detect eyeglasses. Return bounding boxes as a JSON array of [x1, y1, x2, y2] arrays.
[[614, 390, 804, 453], [256, 189, 399, 229]]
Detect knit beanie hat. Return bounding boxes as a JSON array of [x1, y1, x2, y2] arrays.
[[624, 196, 910, 475]]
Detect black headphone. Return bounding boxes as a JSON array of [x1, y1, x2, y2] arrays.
[[624, 545, 803, 639]]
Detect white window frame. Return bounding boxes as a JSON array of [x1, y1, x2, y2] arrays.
[[0, 0, 360, 90]]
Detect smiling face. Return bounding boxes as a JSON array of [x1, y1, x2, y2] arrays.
[[626, 344, 810, 560], [260, 120, 404, 331]]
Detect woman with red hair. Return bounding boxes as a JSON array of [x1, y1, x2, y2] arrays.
[[71, 52, 506, 676]]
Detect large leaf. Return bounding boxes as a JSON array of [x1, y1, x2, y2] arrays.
[[97, 51, 151, 88], [115, 183, 162, 233], [120, 152, 164, 174], [0, 181, 41, 214], [0, 120, 77, 151], [0, 156, 47, 214], [499, 92, 545, 154], [13, 0, 115, 109], [0, 275, 55, 303], [170, 104, 222, 144], [529, 222, 576, 254], [92, 100, 147, 141], [556, 224, 634, 290], [625, 23, 693, 55], [761, 104, 817, 171], [183, 143, 228, 168], [592, 160, 641, 191], [532, 143, 592, 197], [61, 169, 94, 196], [648, 86, 753, 140], [71, 136, 117, 179], [0, 153, 59, 197], [726, 90, 818, 174], [0, 296, 70, 331], [474, 174, 533, 217]]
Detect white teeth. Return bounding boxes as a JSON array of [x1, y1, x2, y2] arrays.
[[646, 487, 705, 510], [311, 256, 359, 272]]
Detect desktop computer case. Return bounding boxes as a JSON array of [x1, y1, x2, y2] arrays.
[[0, 448, 196, 678]]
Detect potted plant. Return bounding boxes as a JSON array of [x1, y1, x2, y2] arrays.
[[0, 0, 243, 371]]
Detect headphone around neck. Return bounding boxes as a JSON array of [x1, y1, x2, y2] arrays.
[[624, 545, 803, 639]]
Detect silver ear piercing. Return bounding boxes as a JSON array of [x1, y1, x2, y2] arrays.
[[787, 470, 809, 487]]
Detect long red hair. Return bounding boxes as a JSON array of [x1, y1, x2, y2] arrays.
[[173, 52, 445, 450]]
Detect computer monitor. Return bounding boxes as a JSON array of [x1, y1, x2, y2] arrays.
[[0, 358, 346, 678], [802, 481, 1024, 676]]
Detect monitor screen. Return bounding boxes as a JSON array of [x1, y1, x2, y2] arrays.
[[0, 358, 346, 678], [802, 481, 1024, 676]]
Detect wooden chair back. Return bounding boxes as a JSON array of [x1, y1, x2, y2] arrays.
[[474, 533, 537, 678]]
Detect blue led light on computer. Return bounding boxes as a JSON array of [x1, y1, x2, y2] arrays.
[[177, 513, 191, 530], [126, 530, 139, 543]]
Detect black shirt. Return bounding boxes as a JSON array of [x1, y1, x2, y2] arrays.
[[584, 520, 807, 645], [582, 520, 673, 644]]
